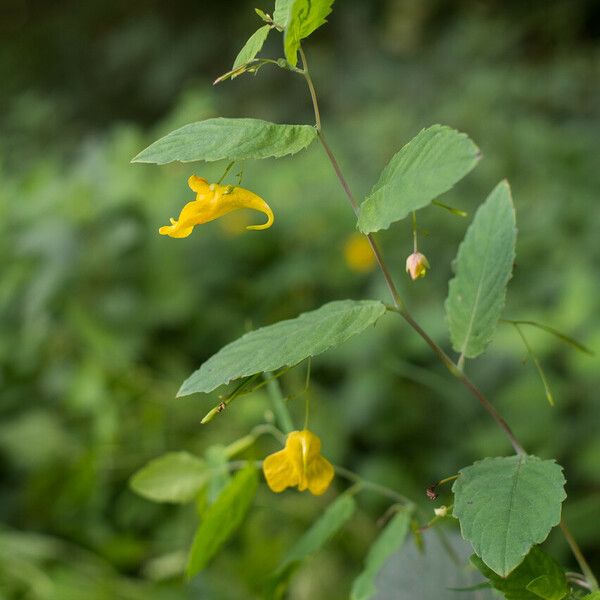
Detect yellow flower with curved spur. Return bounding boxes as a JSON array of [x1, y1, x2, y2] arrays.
[[263, 430, 334, 496], [159, 175, 274, 238]]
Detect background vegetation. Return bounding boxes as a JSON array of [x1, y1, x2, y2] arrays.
[[1, 0, 599, 598]]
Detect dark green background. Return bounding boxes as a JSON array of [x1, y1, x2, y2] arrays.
[[1, 0, 599, 598]]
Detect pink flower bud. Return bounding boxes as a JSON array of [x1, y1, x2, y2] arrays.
[[405, 252, 430, 280]]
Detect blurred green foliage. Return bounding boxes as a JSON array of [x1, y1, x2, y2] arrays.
[[1, 0, 599, 598]]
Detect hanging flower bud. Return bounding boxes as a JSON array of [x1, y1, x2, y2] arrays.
[[405, 252, 430, 280]]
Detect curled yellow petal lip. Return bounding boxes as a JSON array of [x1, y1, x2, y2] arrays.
[[263, 430, 334, 496], [159, 175, 274, 238]]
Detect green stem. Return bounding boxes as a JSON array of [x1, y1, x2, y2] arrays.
[[412, 211, 418, 253], [334, 465, 413, 506], [299, 49, 523, 452], [561, 519, 599, 591], [217, 161, 235, 184], [303, 358, 311, 430], [297, 43, 598, 586], [264, 373, 294, 434]]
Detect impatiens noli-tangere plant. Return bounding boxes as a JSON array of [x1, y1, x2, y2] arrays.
[[129, 1, 598, 598]]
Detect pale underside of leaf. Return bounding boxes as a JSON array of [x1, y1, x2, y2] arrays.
[[232, 25, 271, 70], [129, 452, 208, 504]]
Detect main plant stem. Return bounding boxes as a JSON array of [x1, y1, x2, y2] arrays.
[[297, 46, 597, 590]]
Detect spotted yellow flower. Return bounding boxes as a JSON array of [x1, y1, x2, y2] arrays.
[[263, 430, 334, 496], [159, 175, 274, 238]]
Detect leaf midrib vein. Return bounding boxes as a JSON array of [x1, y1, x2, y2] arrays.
[[459, 228, 494, 358]]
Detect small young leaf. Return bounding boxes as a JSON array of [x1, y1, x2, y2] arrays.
[[284, 0, 335, 65], [357, 125, 480, 234], [453, 455, 566, 577], [351, 510, 411, 600], [274, 494, 355, 580], [472, 545, 569, 600], [129, 452, 208, 504], [178, 300, 387, 396], [186, 464, 258, 578], [132, 118, 317, 164], [445, 180, 517, 360], [255, 8, 271, 22], [232, 25, 271, 70]]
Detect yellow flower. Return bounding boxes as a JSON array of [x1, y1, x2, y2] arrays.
[[343, 233, 376, 273], [262, 430, 334, 496], [159, 175, 274, 238], [405, 251, 430, 280]]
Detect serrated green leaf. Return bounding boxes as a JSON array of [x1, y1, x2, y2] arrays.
[[284, 0, 335, 65], [351, 510, 411, 600], [186, 464, 258, 578], [445, 180, 516, 360], [275, 494, 355, 581], [178, 300, 386, 396], [453, 455, 566, 577], [233, 25, 271, 70], [132, 118, 317, 164], [357, 125, 480, 234], [129, 452, 208, 504], [581, 594, 600, 600], [273, 0, 294, 27], [472, 545, 568, 600], [373, 531, 494, 599]]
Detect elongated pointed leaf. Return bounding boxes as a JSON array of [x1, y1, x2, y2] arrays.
[[186, 464, 258, 578], [132, 118, 317, 164], [472, 545, 568, 600], [357, 125, 480, 234], [129, 452, 208, 504], [233, 25, 271, 70], [178, 300, 386, 396], [351, 510, 411, 600], [272, 494, 355, 588], [284, 0, 335, 65], [453, 456, 566, 577], [445, 180, 516, 359]]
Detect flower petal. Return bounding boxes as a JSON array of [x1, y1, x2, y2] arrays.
[[263, 448, 300, 493], [306, 455, 335, 496], [160, 178, 274, 239], [215, 186, 274, 231], [188, 175, 210, 193]]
